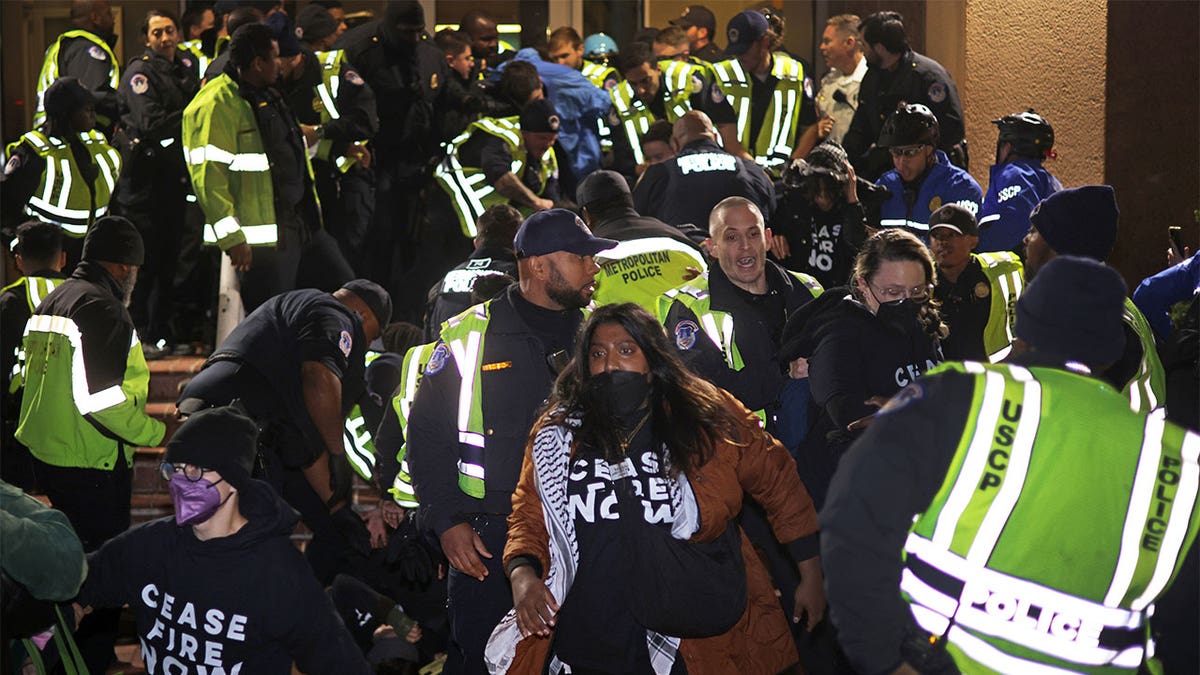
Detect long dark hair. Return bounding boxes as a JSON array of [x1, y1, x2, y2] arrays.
[[541, 303, 744, 476], [851, 228, 948, 339]]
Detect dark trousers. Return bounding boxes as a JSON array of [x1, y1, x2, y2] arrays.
[[315, 163, 375, 277], [32, 457, 131, 674], [443, 513, 511, 675], [393, 190, 471, 325], [120, 187, 187, 344], [239, 226, 355, 312]]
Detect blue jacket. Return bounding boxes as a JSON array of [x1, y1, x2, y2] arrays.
[[1133, 252, 1200, 340], [501, 49, 611, 181], [877, 150, 981, 240], [976, 158, 1061, 253]]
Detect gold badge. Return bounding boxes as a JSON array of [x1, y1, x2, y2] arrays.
[[430, 73, 439, 89], [928, 196, 942, 212], [975, 282, 990, 299]]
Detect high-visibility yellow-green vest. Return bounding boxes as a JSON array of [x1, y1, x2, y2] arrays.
[[312, 49, 366, 174], [341, 351, 383, 482], [593, 237, 707, 313], [437, 305, 492, 498], [35, 30, 119, 129], [1122, 299, 1166, 414], [3, 276, 62, 394], [183, 73, 296, 249], [433, 116, 558, 238], [390, 342, 439, 508], [658, 270, 823, 422], [902, 360, 1199, 674], [6, 130, 120, 236], [178, 40, 210, 77], [972, 251, 1025, 363], [610, 59, 704, 165], [709, 53, 809, 172], [582, 61, 619, 89]]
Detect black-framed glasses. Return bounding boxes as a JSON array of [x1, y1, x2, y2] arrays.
[[889, 144, 928, 158], [870, 282, 932, 303], [160, 461, 210, 482]]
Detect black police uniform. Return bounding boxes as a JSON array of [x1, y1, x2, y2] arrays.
[[702, 54, 818, 164], [423, 245, 518, 341], [933, 259, 994, 362], [770, 191, 868, 288], [177, 288, 368, 583], [406, 284, 583, 674], [633, 138, 775, 233], [228, 65, 353, 310], [282, 49, 379, 274], [337, 23, 448, 313], [608, 72, 709, 179], [115, 48, 200, 347], [842, 49, 965, 180], [52, 32, 123, 136], [693, 42, 724, 63], [1, 134, 100, 268]]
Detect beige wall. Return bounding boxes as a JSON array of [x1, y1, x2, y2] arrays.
[[942, 0, 1107, 195]]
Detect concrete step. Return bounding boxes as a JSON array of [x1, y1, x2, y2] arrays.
[[145, 355, 206, 404]]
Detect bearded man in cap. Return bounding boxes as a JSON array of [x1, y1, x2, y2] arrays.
[[1022, 185, 1166, 412], [406, 209, 615, 674], [823, 255, 1200, 675], [76, 406, 372, 674], [177, 278, 393, 584]]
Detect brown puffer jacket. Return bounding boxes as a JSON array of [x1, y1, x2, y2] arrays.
[[502, 390, 820, 674]]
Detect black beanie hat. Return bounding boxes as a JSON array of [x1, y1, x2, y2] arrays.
[[82, 216, 144, 265], [576, 169, 632, 210], [296, 4, 339, 42], [43, 77, 94, 119], [520, 98, 561, 134], [1029, 185, 1119, 262], [341, 279, 393, 328], [1014, 255, 1127, 368], [165, 406, 258, 490]]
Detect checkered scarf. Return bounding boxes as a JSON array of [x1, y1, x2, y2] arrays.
[[485, 412, 700, 674]]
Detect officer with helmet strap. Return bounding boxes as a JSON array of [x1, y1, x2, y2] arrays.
[[977, 109, 1063, 254], [875, 103, 981, 241]]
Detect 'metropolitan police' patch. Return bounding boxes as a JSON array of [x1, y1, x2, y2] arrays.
[[425, 343, 450, 375], [675, 320, 699, 350]]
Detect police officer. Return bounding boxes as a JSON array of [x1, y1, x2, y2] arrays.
[[929, 204, 1024, 362], [635, 110, 775, 233], [183, 22, 353, 312], [293, 4, 379, 274], [424, 204, 522, 340], [610, 41, 707, 173], [176, 279, 392, 584], [2, 77, 121, 266], [706, 10, 819, 176], [548, 27, 619, 91], [406, 209, 615, 674], [201, 6, 265, 84], [1023, 185, 1166, 413], [583, 33, 620, 69], [842, 11, 966, 180], [670, 5, 723, 63], [875, 104, 981, 241], [336, 0, 447, 316], [771, 141, 874, 288], [116, 10, 201, 358], [977, 110, 1063, 254], [822, 255, 1200, 675], [0, 222, 67, 491], [577, 169, 706, 311], [34, 0, 121, 136]]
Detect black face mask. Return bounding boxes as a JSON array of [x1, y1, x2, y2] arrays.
[[587, 370, 651, 419], [875, 298, 923, 334]]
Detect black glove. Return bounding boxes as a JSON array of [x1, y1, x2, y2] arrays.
[[386, 519, 436, 585], [327, 452, 354, 509], [329, 505, 371, 557]]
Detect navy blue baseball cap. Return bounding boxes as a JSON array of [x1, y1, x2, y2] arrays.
[[266, 12, 303, 57], [513, 209, 618, 258], [725, 10, 769, 56]]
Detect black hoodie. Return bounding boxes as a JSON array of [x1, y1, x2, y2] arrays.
[[78, 480, 370, 674]]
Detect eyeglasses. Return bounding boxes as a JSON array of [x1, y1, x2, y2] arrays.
[[160, 461, 211, 482], [870, 283, 931, 303], [889, 144, 928, 158]]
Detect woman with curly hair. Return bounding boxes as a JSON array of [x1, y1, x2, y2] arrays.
[[486, 303, 823, 675]]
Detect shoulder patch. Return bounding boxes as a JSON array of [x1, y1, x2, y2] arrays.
[[927, 81, 947, 104], [4, 154, 22, 176], [803, 76, 814, 99], [603, 76, 619, 91], [928, 195, 942, 213], [430, 72, 439, 90], [180, 56, 193, 69], [130, 73, 149, 95], [974, 281, 990, 299], [879, 382, 925, 416], [674, 320, 699, 350], [339, 330, 353, 357], [344, 69, 364, 86], [710, 82, 725, 104], [691, 72, 704, 94], [425, 343, 449, 375], [88, 45, 107, 61]]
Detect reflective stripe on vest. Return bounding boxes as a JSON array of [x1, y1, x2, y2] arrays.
[[391, 342, 438, 508], [974, 252, 1024, 363], [22, 314, 137, 415], [35, 31, 119, 127], [1122, 299, 1166, 413], [342, 404, 377, 481], [12, 130, 119, 234], [710, 54, 805, 170], [610, 60, 699, 165], [179, 41, 211, 75], [313, 49, 367, 174], [4, 277, 60, 392], [441, 304, 491, 497], [903, 361, 1200, 672]]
